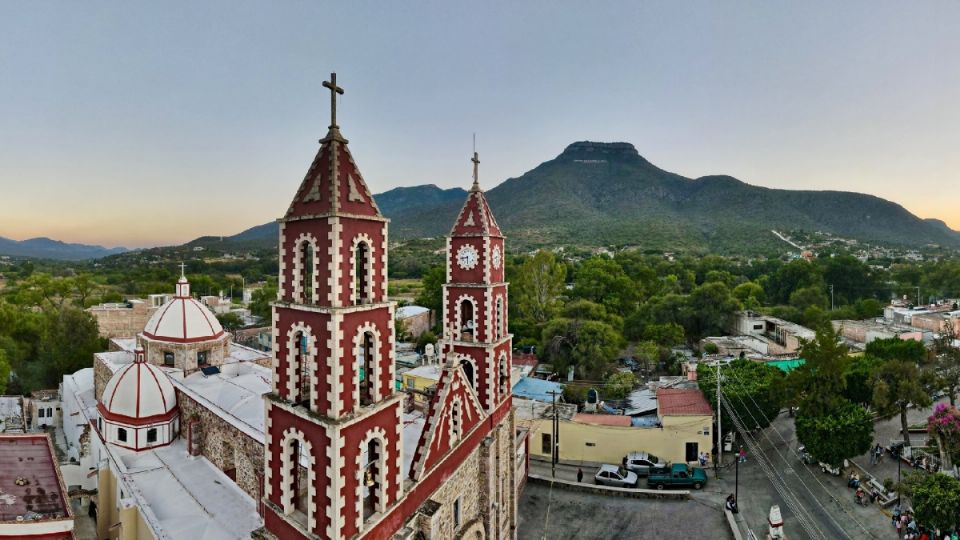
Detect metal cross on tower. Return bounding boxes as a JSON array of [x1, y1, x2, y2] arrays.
[[471, 151, 480, 189], [323, 72, 345, 128], [179, 262, 187, 279]]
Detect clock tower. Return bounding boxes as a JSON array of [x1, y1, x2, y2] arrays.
[[441, 152, 512, 412]]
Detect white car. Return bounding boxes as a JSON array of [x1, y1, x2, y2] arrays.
[[594, 464, 638, 488]]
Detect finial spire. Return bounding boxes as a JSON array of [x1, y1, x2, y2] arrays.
[[471, 151, 480, 191], [179, 262, 186, 280], [322, 72, 345, 129]]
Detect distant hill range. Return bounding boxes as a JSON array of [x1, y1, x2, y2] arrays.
[[0, 236, 128, 260], [188, 141, 960, 254]]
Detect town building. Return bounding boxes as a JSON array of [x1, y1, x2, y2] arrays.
[[732, 311, 815, 355], [0, 434, 74, 539], [28, 390, 60, 430], [524, 387, 712, 466], [396, 305, 432, 339], [0, 396, 25, 433]]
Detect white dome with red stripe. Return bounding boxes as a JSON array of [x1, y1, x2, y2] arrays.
[[99, 350, 177, 423], [143, 275, 224, 343]]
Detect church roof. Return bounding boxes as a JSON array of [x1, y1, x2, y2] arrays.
[[283, 77, 382, 221], [450, 152, 502, 237], [143, 277, 224, 344], [98, 349, 177, 425]]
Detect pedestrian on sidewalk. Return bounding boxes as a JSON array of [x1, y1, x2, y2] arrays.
[[738, 446, 747, 463], [698, 452, 707, 467], [577, 468, 583, 483], [874, 443, 883, 465]]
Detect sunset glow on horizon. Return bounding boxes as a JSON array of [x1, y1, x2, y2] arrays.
[[2, 1, 959, 248]]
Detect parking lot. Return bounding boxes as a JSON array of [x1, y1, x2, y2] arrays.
[[518, 481, 730, 540]]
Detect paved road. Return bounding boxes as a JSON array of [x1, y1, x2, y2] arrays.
[[518, 481, 730, 540], [707, 398, 951, 540]]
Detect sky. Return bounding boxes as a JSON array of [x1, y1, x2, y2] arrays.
[[1, 1, 959, 248]]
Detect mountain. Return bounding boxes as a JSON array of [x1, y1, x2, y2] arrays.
[[188, 141, 960, 254], [0, 236, 128, 260], [379, 141, 960, 252]]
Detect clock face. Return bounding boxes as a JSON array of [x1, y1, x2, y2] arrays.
[[456, 244, 479, 270], [492, 246, 502, 269]]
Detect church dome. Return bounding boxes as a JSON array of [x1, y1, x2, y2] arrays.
[[98, 349, 178, 423], [143, 275, 224, 343]]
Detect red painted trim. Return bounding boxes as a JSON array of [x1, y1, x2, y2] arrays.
[[181, 298, 188, 339], [142, 331, 225, 343], [106, 363, 136, 411], [97, 403, 178, 426], [135, 361, 142, 418], [196, 299, 219, 335], [144, 363, 169, 411], [146, 297, 178, 335]]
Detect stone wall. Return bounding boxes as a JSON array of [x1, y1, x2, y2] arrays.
[[142, 334, 231, 375], [93, 357, 113, 403], [177, 390, 264, 502], [88, 301, 157, 339]]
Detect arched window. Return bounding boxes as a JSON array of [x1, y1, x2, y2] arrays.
[[495, 296, 504, 341], [358, 331, 376, 406], [280, 429, 314, 529], [298, 240, 316, 304], [353, 240, 372, 305], [361, 438, 382, 522], [290, 439, 309, 520], [292, 332, 313, 408], [459, 299, 475, 342], [460, 359, 475, 390], [498, 353, 509, 395]]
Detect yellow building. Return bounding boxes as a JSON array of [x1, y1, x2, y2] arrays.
[[527, 388, 714, 465], [402, 364, 442, 406]]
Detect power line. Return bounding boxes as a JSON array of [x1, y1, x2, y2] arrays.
[[721, 368, 873, 539]]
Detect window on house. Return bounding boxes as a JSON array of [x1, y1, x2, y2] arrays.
[[453, 497, 461, 529], [197, 350, 208, 365], [38, 408, 45, 418], [164, 351, 175, 366], [147, 428, 158, 443], [47, 408, 52, 417], [541, 433, 551, 454], [118, 428, 127, 442], [405, 378, 414, 389]]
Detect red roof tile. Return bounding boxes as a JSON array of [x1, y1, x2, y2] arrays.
[[656, 388, 713, 416], [512, 353, 539, 368], [573, 413, 632, 427]]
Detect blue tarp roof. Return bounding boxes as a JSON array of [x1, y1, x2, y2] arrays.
[[512, 377, 564, 403]]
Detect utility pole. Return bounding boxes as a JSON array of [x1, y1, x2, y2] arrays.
[[829, 284, 834, 311], [549, 390, 561, 478], [716, 361, 722, 479]]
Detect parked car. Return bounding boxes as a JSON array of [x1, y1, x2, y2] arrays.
[[647, 463, 708, 490], [623, 452, 668, 477], [594, 464, 638, 488]]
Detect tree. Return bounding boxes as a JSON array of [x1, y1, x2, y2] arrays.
[[927, 403, 960, 471], [789, 285, 828, 311], [29, 308, 104, 390], [684, 282, 741, 340], [788, 323, 850, 415], [933, 327, 960, 406], [216, 312, 244, 332], [873, 359, 934, 447], [414, 266, 444, 319], [571, 257, 639, 316], [902, 473, 960, 533], [72, 274, 97, 307], [0, 349, 10, 394], [541, 318, 622, 380], [866, 337, 928, 364], [795, 401, 874, 466], [766, 260, 823, 304], [604, 371, 637, 399], [248, 280, 278, 321], [642, 323, 685, 347], [842, 356, 883, 407], [513, 251, 566, 326], [699, 360, 786, 431], [732, 281, 765, 310]]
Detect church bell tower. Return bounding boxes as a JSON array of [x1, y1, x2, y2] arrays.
[[262, 74, 403, 540], [441, 152, 513, 412]]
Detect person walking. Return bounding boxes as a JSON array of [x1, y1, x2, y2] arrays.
[[875, 443, 884, 465], [738, 446, 747, 463], [576, 467, 583, 483]]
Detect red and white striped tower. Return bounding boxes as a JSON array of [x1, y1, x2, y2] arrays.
[[441, 151, 513, 413], [262, 73, 403, 540]]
